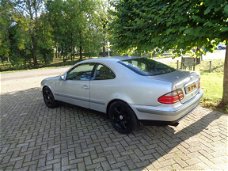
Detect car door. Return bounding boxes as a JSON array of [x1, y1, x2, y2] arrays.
[[55, 63, 95, 108], [89, 63, 116, 112]]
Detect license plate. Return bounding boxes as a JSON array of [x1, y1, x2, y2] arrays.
[[185, 82, 197, 94]]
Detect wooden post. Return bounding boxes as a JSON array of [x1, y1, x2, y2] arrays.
[[209, 61, 212, 72], [193, 58, 195, 71], [180, 57, 183, 69], [176, 60, 179, 69]]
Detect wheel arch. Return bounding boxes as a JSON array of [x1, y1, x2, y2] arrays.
[[106, 99, 125, 114], [106, 99, 138, 119], [42, 85, 55, 98], [42, 85, 53, 92]]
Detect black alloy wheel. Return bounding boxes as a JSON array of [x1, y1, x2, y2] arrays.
[[42, 87, 58, 108], [108, 101, 138, 134]]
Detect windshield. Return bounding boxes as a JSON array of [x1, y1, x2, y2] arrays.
[[120, 58, 175, 76]]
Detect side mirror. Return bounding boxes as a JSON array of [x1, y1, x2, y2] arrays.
[[60, 74, 66, 80]]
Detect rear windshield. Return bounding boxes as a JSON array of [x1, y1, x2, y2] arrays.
[[120, 58, 175, 76]]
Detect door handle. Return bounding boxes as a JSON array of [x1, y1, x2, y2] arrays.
[[82, 85, 89, 89]]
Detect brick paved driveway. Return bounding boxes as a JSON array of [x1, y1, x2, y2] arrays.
[[0, 69, 228, 170]]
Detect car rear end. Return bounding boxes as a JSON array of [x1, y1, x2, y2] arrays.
[[133, 71, 203, 123], [119, 57, 203, 124]]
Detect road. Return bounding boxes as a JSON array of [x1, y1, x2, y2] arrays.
[[0, 66, 70, 94]]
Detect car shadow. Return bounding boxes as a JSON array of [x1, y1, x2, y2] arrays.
[[0, 88, 225, 170]]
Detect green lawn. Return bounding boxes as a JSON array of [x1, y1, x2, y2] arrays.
[[200, 72, 224, 110], [194, 60, 225, 112]]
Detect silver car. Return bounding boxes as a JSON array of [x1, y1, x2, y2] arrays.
[[41, 57, 203, 134]]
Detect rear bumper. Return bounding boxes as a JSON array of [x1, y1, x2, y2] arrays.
[[131, 89, 203, 122]]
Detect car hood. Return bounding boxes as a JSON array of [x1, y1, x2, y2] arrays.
[[41, 76, 60, 86], [44, 76, 60, 81]]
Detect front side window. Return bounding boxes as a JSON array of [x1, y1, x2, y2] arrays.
[[66, 63, 95, 80], [120, 58, 175, 76], [94, 64, 115, 80]]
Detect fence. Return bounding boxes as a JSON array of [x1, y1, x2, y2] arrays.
[[176, 57, 214, 72]]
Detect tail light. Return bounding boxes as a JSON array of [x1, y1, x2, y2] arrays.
[[158, 89, 184, 104]]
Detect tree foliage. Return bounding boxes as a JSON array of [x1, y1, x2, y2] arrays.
[[112, 0, 227, 52], [111, 0, 228, 104], [0, 0, 108, 68], [46, 0, 104, 60], [0, 0, 13, 63]]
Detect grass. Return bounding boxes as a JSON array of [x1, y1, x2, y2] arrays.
[[166, 59, 227, 113], [200, 73, 223, 100], [200, 72, 227, 112], [0, 58, 81, 73], [191, 60, 226, 113]]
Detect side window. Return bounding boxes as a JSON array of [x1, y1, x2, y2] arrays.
[[66, 63, 95, 81], [94, 64, 115, 80]]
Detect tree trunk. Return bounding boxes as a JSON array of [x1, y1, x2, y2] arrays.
[[71, 45, 74, 61], [222, 42, 228, 105], [79, 46, 83, 60], [55, 45, 58, 58], [79, 31, 83, 60], [70, 33, 73, 61], [102, 45, 106, 57], [31, 34, 38, 66]]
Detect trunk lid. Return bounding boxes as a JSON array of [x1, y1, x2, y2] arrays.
[[149, 70, 200, 104]]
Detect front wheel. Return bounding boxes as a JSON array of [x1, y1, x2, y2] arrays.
[[108, 101, 138, 134], [42, 87, 59, 108]]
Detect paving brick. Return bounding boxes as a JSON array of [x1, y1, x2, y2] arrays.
[[22, 160, 38, 167], [84, 156, 92, 165], [86, 163, 101, 170], [101, 161, 111, 171], [38, 164, 53, 171], [53, 162, 61, 171], [37, 157, 46, 168], [111, 161, 126, 169], [69, 158, 83, 165], [14, 159, 24, 169], [93, 157, 106, 164]]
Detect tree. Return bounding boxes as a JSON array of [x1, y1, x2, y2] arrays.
[[12, 0, 46, 66], [46, 0, 103, 61], [97, 0, 110, 57], [111, 0, 228, 105], [8, 14, 31, 66], [36, 13, 54, 65], [0, 0, 13, 63], [0, 0, 32, 66], [1, 0, 107, 70], [0, 0, 55, 67]]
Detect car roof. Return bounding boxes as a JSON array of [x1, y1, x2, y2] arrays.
[[81, 56, 141, 63]]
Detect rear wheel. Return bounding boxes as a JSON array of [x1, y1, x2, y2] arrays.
[[108, 101, 138, 134], [42, 87, 58, 108]]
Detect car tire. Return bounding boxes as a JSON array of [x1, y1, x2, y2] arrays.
[[42, 87, 59, 108], [108, 101, 138, 134]]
